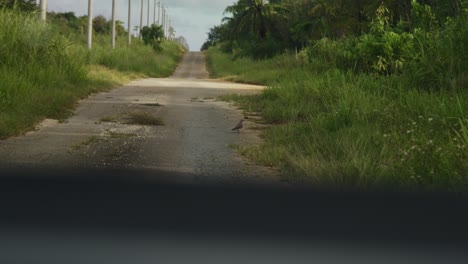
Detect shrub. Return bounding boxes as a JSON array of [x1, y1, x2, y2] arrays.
[[140, 24, 164, 52]]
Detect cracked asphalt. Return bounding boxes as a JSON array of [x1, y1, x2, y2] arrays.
[[0, 52, 284, 186]]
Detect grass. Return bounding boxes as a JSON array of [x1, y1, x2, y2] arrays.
[[190, 97, 205, 102], [142, 103, 163, 107], [206, 47, 468, 192], [69, 136, 100, 152], [0, 9, 185, 139], [88, 36, 186, 77], [125, 112, 164, 126], [99, 116, 118, 123]]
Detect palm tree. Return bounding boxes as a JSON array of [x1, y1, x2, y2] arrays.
[[223, 0, 277, 39]]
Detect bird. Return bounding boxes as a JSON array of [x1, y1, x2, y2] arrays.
[[232, 119, 244, 132]]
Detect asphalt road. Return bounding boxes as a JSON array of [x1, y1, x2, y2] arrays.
[[0, 52, 282, 186], [2, 53, 467, 264]]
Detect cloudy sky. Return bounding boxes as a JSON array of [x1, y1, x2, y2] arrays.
[[45, 0, 235, 51]]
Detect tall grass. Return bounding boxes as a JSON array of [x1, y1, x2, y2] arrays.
[[0, 9, 185, 139], [87, 35, 185, 77], [207, 37, 468, 191]]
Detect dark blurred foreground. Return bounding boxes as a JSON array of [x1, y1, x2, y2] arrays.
[[0, 168, 467, 264]]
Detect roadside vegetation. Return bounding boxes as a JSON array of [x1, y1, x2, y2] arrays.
[[0, 4, 186, 139], [204, 0, 467, 191]]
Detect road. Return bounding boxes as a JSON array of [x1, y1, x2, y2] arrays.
[[0, 52, 282, 186]]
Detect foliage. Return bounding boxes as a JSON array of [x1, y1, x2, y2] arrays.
[[140, 24, 165, 52], [204, 0, 468, 191], [206, 46, 468, 191], [0, 0, 37, 12], [0, 9, 185, 139], [203, 0, 467, 61]]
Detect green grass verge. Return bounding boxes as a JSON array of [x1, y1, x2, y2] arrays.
[[0, 9, 185, 139], [206, 47, 468, 192]]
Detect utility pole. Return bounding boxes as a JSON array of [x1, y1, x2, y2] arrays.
[[168, 17, 171, 40], [139, 0, 144, 38], [169, 18, 172, 40], [87, 0, 93, 49], [128, 0, 132, 45], [166, 15, 169, 39], [153, 0, 156, 25], [39, 0, 47, 21], [147, 0, 150, 26], [157, 1, 160, 26], [111, 0, 116, 49], [162, 7, 165, 38]]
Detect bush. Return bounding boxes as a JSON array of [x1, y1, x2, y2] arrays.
[[140, 24, 164, 52], [0, 9, 185, 139]]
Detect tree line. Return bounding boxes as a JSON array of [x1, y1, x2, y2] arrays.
[[202, 0, 467, 60], [1, 0, 128, 36]]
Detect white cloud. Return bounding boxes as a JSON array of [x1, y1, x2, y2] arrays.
[[45, 0, 235, 50]]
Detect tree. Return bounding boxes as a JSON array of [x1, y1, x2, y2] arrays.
[[140, 24, 164, 52], [201, 24, 229, 50], [0, 0, 37, 12], [223, 0, 278, 39], [116, 20, 126, 35], [207, 0, 467, 59], [93, 15, 112, 34]]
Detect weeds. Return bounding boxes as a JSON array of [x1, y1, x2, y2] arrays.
[[207, 42, 468, 191], [142, 103, 163, 107], [99, 116, 118, 123], [125, 112, 164, 126], [68, 136, 100, 152], [0, 9, 184, 139]]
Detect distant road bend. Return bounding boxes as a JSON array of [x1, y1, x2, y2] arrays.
[[0, 52, 282, 186]]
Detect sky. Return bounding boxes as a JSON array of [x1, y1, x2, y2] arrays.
[[44, 0, 235, 51]]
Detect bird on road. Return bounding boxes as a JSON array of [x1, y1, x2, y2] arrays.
[[232, 119, 244, 132]]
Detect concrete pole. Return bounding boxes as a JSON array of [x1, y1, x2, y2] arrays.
[[128, 0, 132, 45], [139, 0, 143, 38], [147, 0, 150, 26], [87, 0, 93, 49], [168, 18, 171, 40], [166, 11, 169, 38], [153, 0, 156, 24], [157, 1, 160, 25], [162, 7, 165, 38], [111, 0, 116, 49], [39, 0, 47, 21]]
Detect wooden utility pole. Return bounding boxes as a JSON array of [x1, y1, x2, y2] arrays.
[[39, 0, 47, 21], [139, 0, 144, 38], [111, 0, 116, 49], [128, 0, 132, 45], [87, 0, 93, 49]]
